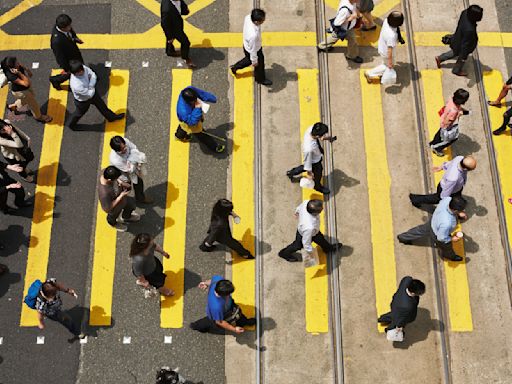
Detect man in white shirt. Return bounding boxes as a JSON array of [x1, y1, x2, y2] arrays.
[[365, 11, 404, 82], [230, 8, 272, 86], [286, 122, 335, 195], [67, 60, 124, 130], [318, 0, 363, 64], [278, 199, 342, 262]]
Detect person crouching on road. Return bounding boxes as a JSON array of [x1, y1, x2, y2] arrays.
[[190, 276, 256, 334], [130, 233, 174, 297], [199, 198, 254, 259], [175, 86, 225, 153], [365, 11, 405, 83]]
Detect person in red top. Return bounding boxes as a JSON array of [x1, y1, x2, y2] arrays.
[[429, 88, 469, 157]]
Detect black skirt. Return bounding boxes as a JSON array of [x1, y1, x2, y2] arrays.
[[133, 256, 167, 289]]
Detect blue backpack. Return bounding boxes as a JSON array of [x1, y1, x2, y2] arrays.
[[24, 279, 43, 309]]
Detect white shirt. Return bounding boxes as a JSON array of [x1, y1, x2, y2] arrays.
[[378, 19, 398, 57], [243, 14, 262, 64], [333, 0, 357, 30], [296, 200, 320, 253], [170, 0, 181, 14], [302, 126, 323, 171], [70, 65, 97, 101]]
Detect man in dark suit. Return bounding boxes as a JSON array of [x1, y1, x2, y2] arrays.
[[378, 276, 425, 332], [160, 0, 196, 68], [435, 5, 483, 77], [49, 14, 84, 90]]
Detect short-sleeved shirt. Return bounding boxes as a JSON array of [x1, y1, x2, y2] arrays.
[[97, 179, 117, 213], [35, 278, 63, 317], [378, 19, 398, 57], [431, 197, 457, 243], [131, 245, 157, 276], [333, 0, 357, 30], [5, 67, 29, 92], [295, 200, 320, 253], [303, 126, 323, 171], [206, 275, 234, 321]]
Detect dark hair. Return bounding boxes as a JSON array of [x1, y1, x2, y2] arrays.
[[214, 279, 235, 297], [0, 119, 13, 138], [103, 165, 122, 180], [56, 14, 72, 29], [388, 11, 404, 28], [110, 136, 126, 152], [449, 196, 467, 212], [42, 281, 58, 298], [452, 88, 470, 105], [181, 87, 198, 103], [306, 199, 323, 215], [467, 5, 483, 23], [211, 199, 233, 219], [0, 56, 17, 72], [251, 8, 266, 23], [156, 368, 180, 384], [130, 233, 152, 257], [407, 279, 426, 295], [311, 122, 328, 137], [69, 59, 84, 74]]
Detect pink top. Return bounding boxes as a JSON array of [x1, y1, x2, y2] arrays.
[[440, 98, 462, 129]]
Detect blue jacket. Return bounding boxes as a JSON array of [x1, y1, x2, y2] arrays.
[[176, 86, 217, 126]]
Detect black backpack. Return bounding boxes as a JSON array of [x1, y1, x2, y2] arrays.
[[156, 368, 182, 384]]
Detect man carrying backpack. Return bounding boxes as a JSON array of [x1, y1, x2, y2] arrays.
[[25, 278, 85, 340]]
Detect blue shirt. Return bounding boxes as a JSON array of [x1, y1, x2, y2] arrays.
[[206, 275, 233, 321], [176, 86, 217, 126], [431, 197, 457, 243]]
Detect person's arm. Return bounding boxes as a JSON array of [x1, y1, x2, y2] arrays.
[[215, 319, 244, 334], [154, 243, 170, 258], [243, 18, 259, 65], [73, 79, 96, 99], [193, 87, 217, 103], [0, 131, 23, 149], [104, 189, 130, 212], [436, 223, 453, 243], [87, 67, 97, 89], [37, 311, 46, 329], [387, 47, 394, 69], [333, 7, 350, 26], [181, 0, 190, 15], [459, 31, 477, 61], [52, 40, 71, 71], [71, 28, 83, 44], [10, 68, 31, 88]]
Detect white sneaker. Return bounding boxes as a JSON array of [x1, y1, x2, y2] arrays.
[[119, 212, 141, 223], [112, 222, 127, 232]]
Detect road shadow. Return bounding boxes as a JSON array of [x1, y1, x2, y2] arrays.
[[0, 224, 33, 257], [393, 308, 443, 349], [266, 63, 298, 94], [0, 268, 21, 298], [196, 125, 233, 159], [385, 61, 413, 94], [34, 162, 71, 187], [189, 44, 225, 69], [464, 195, 487, 218], [81, 305, 116, 336], [329, 168, 360, 196], [454, 132, 481, 154], [31, 191, 61, 224], [225, 228, 271, 264], [467, 59, 493, 88]]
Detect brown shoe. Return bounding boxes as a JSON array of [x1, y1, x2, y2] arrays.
[[36, 115, 53, 123], [186, 59, 197, 69], [435, 56, 441, 69], [453, 71, 468, 77]]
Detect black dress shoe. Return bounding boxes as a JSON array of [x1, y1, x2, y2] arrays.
[[2, 206, 16, 215], [109, 113, 125, 122], [330, 242, 343, 252], [493, 127, 506, 135], [315, 186, 330, 195], [347, 56, 364, 64], [444, 254, 463, 262], [230, 65, 237, 75], [409, 193, 422, 208], [199, 243, 215, 252], [50, 82, 62, 90], [397, 235, 412, 245], [258, 79, 272, 86], [17, 201, 33, 208], [286, 170, 295, 181], [241, 254, 255, 260]]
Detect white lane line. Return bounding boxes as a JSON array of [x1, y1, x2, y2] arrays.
[[105, 61, 112, 68], [32, 62, 39, 69], [122, 336, 131, 344], [36, 336, 44, 344], [164, 336, 172, 344], [142, 61, 149, 68], [79, 336, 88, 344], [0, 337, 3, 345]]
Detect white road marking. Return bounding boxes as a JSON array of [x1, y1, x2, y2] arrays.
[[164, 336, 172, 344], [105, 61, 112, 68], [31, 62, 39, 69], [142, 61, 149, 68], [122, 336, 131, 344], [36, 336, 44, 344]]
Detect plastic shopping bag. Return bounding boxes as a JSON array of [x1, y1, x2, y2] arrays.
[[386, 328, 404, 342], [303, 248, 319, 268], [381, 68, 397, 85]]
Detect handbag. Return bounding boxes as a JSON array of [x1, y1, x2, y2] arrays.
[[329, 18, 348, 40], [440, 123, 459, 142], [386, 328, 404, 342], [223, 304, 241, 325]]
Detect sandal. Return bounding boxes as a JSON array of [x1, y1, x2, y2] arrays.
[[160, 287, 175, 296], [487, 100, 502, 108], [36, 115, 53, 123]]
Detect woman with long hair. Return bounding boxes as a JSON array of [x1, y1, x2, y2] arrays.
[[199, 199, 254, 259], [130, 233, 174, 296]]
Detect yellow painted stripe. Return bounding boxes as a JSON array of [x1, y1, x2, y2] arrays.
[[20, 70, 68, 326], [160, 69, 192, 328], [89, 70, 129, 326], [0, 0, 42, 27], [231, 68, 256, 325], [0, 86, 8, 117], [421, 69, 472, 331], [359, 70, 397, 332], [297, 69, 329, 334], [326, 0, 400, 16]]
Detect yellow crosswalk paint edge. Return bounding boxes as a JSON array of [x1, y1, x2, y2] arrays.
[[0, 87, 8, 116], [89, 70, 129, 326], [359, 70, 397, 333], [231, 68, 256, 325], [0, 0, 42, 28], [421, 69, 472, 332], [160, 69, 192, 328], [297, 69, 329, 334], [20, 70, 68, 326]]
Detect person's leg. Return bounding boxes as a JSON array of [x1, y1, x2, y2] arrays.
[[49, 311, 80, 336], [493, 107, 512, 135], [50, 72, 71, 88], [67, 99, 91, 128], [345, 29, 360, 60], [287, 164, 304, 178], [222, 235, 253, 258], [489, 83, 511, 106], [0, 189, 9, 212], [11, 185, 27, 208], [409, 183, 442, 207], [235, 309, 256, 327], [436, 137, 457, 152], [190, 316, 215, 333], [193, 131, 221, 152], [165, 38, 177, 56], [452, 56, 467, 75], [21, 88, 43, 119], [91, 92, 119, 121], [397, 222, 431, 244], [254, 48, 266, 83], [133, 178, 145, 202], [120, 196, 137, 220], [312, 161, 324, 190], [278, 231, 304, 260], [231, 49, 253, 72], [437, 49, 456, 64], [312, 231, 337, 253], [174, 29, 191, 60], [318, 34, 339, 50], [107, 203, 123, 226], [429, 128, 443, 147], [377, 312, 392, 324]]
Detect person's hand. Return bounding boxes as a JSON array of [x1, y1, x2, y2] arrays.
[[7, 182, 22, 189], [387, 62, 393, 69], [38, 321, 45, 330], [396, 327, 403, 332], [9, 68, 18, 75], [252, 62, 259, 67], [68, 288, 78, 298], [432, 165, 443, 172], [4, 125, 13, 135], [198, 281, 208, 290], [458, 212, 468, 221], [234, 326, 245, 334], [119, 189, 130, 198], [162, 251, 170, 259], [452, 235, 461, 242], [6, 164, 23, 173], [75, 38, 84, 44]]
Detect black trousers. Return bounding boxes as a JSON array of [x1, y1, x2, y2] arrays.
[[133, 178, 145, 202], [497, 107, 512, 131], [232, 48, 266, 83], [49, 72, 71, 87], [0, 176, 26, 211], [410, 183, 463, 206], [279, 230, 333, 260], [202, 232, 252, 257], [47, 310, 81, 336], [67, 92, 118, 128], [165, 30, 191, 60], [378, 312, 409, 332], [397, 221, 458, 259], [190, 310, 252, 333], [106, 196, 136, 226], [193, 131, 219, 152], [429, 128, 458, 151], [288, 160, 324, 190], [5, 157, 30, 178]]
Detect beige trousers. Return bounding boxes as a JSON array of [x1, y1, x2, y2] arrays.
[[11, 87, 42, 119], [318, 29, 359, 58]]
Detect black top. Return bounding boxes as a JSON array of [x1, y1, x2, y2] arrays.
[[0, 161, 12, 194], [389, 276, 420, 328], [204, 215, 231, 244], [449, 9, 479, 60], [50, 25, 84, 72], [160, 0, 190, 40], [5, 67, 28, 92]]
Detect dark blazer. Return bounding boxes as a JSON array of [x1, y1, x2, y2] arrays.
[[160, 0, 190, 40], [204, 215, 231, 244], [389, 276, 420, 328], [50, 25, 84, 72], [450, 9, 478, 60]]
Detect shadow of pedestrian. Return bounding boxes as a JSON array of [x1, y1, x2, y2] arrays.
[[266, 63, 298, 94], [463, 195, 487, 218], [385, 61, 413, 94], [34, 163, 71, 186], [0, 269, 21, 298], [0, 224, 33, 256], [80, 305, 116, 337], [329, 168, 360, 196], [454, 132, 481, 154], [393, 308, 443, 349], [188, 45, 225, 69], [461, 233, 479, 254], [31, 191, 62, 224], [466, 59, 493, 88]]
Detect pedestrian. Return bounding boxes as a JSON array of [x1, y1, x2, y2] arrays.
[[175, 86, 225, 153], [230, 8, 272, 86], [156, 367, 187, 384], [0, 160, 29, 214], [429, 88, 469, 157], [435, 5, 483, 77], [199, 199, 254, 259], [33, 278, 85, 340], [318, 0, 364, 64], [286, 122, 335, 195], [130, 233, 174, 297], [0, 119, 35, 181], [190, 276, 256, 334], [377, 276, 425, 334], [487, 74, 512, 108], [1, 57, 52, 123], [97, 165, 140, 232], [109, 136, 153, 204], [49, 13, 85, 90], [160, 0, 196, 68], [397, 196, 467, 262], [492, 105, 512, 135], [365, 11, 405, 83], [278, 199, 342, 262], [67, 60, 124, 130], [358, 0, 377, 31], [409, 155, 476, 208]]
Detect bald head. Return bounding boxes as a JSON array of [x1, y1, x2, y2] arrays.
[[461, 155, 477, 171]]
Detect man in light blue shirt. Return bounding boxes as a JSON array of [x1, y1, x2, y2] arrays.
[[397, 196, 467, 262]]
